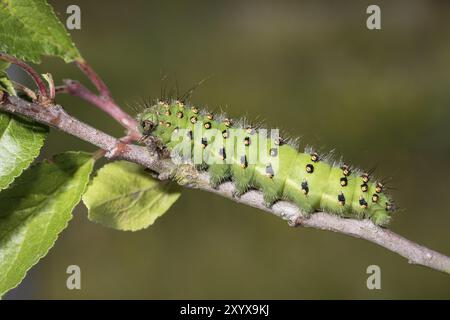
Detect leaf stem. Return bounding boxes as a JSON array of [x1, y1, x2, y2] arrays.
[[62, 79, 140, 139], [44, 73, 56, 100], [57, 58, 141, 139], [75, 58, 112, 99], [11, 80, 38, 101], [0, 53, 49, 100]]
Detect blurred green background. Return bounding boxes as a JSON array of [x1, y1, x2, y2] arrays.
[[5, 0, 450, 299]]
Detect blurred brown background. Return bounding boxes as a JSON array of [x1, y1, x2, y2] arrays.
[[6, 0, 450, 299]]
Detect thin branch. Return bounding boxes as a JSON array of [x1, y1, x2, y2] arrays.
[[43, 73, 55, 100], [61, 79, 140, 139], [1, 94, 449, 275], [55, 85, 68, 94], [73, 58, 140, 138], [0, 95, 163, 170], [75, 58, 112, 99], [11, 80, 37, 101], [0, 53, 49, 100]]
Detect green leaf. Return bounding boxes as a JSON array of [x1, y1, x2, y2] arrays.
[[0, 60, 9, 72], [0, 113, 47, 191], [0, 151, 94, 297], [83, 161, 181, 232], [0, 0, 81, 63], [0, 61, 16, 96], [0, 75, 16, 96]]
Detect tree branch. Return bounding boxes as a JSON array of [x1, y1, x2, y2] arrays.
[[1, 94, 449, 275], [75, 58, 112, 99], [70, 58, 141, 139], [0, 53, 49, 100], [61, 79, 140, 139]]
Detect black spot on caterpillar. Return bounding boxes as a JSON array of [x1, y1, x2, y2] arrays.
[[137, 100, 396, 226]]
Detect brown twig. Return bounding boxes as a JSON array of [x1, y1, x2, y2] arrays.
[[62, 79, 139, 138], [1, 94, 449, 275], [55, 85, 69, 94], [43, 73, 56, 100], [11, 80, 38, 101], [75, 58, 112, 99], [55, 58, 141, 139]]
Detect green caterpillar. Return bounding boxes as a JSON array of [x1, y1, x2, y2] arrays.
[[137, 100, 395, 226]]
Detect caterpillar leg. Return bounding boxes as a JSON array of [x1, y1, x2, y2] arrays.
[[230, 166, 254, 198], [262, 192, 280, 208], [299, 208, 313, 218], [143, 167, 160, 179], [144, 135, 169, 159], [208, 164, 231, 189], [195, 163, 208, 171], [257, 179, 283, 208], [232, 181, 251, 198], [370, 209, 391, 226]]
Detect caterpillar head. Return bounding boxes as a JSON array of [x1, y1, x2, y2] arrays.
[[137, 101, 168, 135], [137, 100, 183, 144], [139, 113, 158, 135], [368, 190, 396, 226]]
